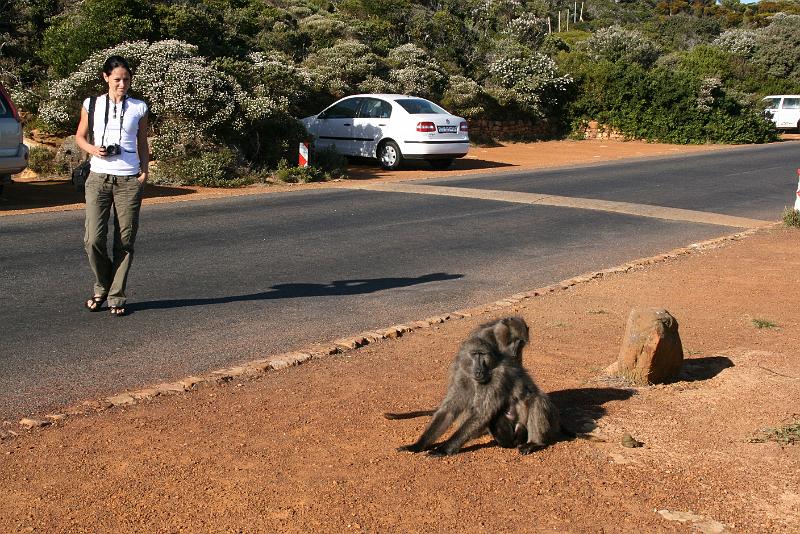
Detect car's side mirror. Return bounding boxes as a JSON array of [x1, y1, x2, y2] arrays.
[[318, 112, 328, 120]]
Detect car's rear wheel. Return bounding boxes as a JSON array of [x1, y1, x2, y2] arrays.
[[378, 140, 402, 170], [429, 159, 454, 170]]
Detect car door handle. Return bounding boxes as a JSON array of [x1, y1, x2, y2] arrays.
[[378, 123, 387, 126], [343, 123, 351, 126]]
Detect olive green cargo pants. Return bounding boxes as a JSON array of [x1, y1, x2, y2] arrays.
[[84, 171, 143, 308]]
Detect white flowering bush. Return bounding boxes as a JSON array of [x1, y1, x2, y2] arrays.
[[469, 0, 525, 35], [246, 51, 313, 109], [39, 40, 246, 134], [40, 40, 305, 182], [357, 75, 393, 94], [696, 77, 721, 112], [503, 14, 547, 48], [582, 25, 661, 67], [441, 75, 485, 118], [386, 44, 448, 99], [752, 13, 800, 81], [486, 51, 572, 117], [298, 15, 348, 51], [302, 40, 380, 97], [712, 29, 758, 57]]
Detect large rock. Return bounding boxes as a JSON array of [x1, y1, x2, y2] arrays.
[[617, 307, 683, 385], [54, 135, 86, 171]]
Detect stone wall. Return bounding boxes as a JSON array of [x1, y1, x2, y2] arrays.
[[581, 120, 626, 140], [467, 118, 560, 140]]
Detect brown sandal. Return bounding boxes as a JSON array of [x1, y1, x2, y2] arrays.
[[109, 306, 126, 317], [85, 295, 106, 312]]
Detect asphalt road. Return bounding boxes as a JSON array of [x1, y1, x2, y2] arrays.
[[1, 142, 797, 421]]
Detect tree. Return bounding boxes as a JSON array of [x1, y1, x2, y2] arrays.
[[39, 0, 155, 77]]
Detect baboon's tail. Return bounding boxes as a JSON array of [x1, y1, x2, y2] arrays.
[[383, 409, 435, 420]]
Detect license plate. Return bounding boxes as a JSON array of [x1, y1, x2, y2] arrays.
[[437, 125, 457, 133]]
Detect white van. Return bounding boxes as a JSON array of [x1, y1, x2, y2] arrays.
[[763, 95, 800, 131]]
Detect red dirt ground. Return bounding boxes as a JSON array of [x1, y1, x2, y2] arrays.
[[1, 139, 798, 533]]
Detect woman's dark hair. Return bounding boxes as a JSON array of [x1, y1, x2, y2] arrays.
[[102, 55, 132, 76]]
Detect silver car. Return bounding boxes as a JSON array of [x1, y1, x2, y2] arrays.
[[0, 82, 29, 194]]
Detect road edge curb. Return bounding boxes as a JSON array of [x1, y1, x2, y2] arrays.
[[3, 223, 777, 440]]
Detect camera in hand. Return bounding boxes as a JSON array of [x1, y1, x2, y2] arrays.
[[103, 144, 121, 156]]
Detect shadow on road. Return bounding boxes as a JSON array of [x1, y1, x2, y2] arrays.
[[128, 272, 464, 313], [345, 157, 514, 180], [0, 179, 196, 211]]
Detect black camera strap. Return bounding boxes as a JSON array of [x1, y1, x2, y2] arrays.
[[100, 94, 126, 148], [87, 96, 97, 145]]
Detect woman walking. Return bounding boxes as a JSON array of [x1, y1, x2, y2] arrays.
[[75, 55, 149, 317]]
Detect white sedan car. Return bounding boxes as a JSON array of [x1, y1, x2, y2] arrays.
[[300, 94, 469, 170]]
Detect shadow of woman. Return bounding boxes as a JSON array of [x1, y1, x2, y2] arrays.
[[127, 272, 464, 313]]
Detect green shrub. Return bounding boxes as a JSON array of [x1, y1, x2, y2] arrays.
[[274, 160, 329, 183], [783, 207, 800, 228], [151, 148, 246, 187], [565, 57, 777, 144], [311, 146, 347, 178], [27, 146, 67, 176]]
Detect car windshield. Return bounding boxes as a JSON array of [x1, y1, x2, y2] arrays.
[[395, 99, 447, 115]]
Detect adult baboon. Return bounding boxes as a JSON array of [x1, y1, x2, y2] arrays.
[[391, 317, 530, 456]]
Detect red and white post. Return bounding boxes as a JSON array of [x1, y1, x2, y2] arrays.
[[299, 141, 309, 168], [795, 168, 800, 211]]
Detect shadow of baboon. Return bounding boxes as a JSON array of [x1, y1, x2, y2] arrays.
[[549, 387, 636, 434], [677, 356, 734, 382]]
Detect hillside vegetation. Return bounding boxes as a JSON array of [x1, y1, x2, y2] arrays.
[[1, 0, 799, 184]]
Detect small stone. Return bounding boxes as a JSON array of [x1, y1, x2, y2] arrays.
[[357, 331, 385, 343], [130, 388, 160, 401], [243, 359, 273, 374], [154, 382, 186, 395], [106, 394, 136, 407], [334, 337, 362, 350], [0, 428, 19, 440], [381, 327, 402, 339], [280, 352, 313, 366], [45, 414, 67, 422], [177, 376, 205, 390], [621, 432, 644, 448], [19, 418, 51, 429]]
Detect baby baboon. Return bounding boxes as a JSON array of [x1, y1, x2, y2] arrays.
[[496, 336, 576, 455], [393, 316, 530, 456]]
